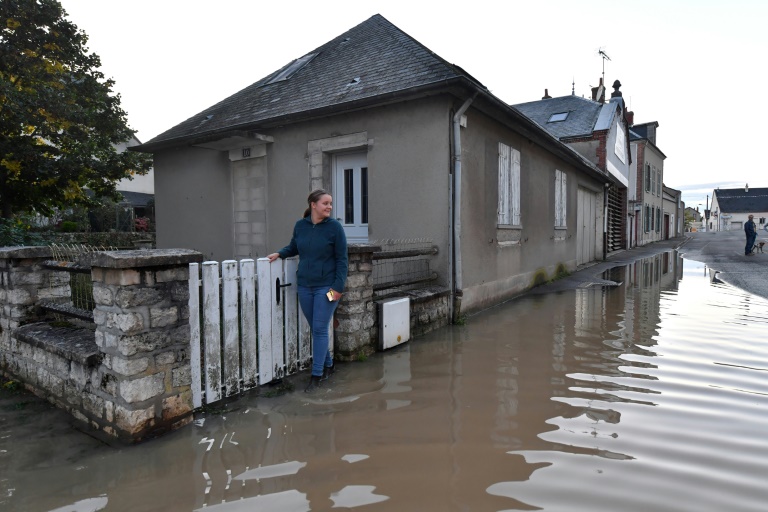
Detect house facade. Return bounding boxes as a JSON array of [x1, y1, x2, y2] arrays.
[[514, 78, 632, 255], [133, 15, 611, 318], [662, 185, 683, 239], [709, 186, 768, 233], [629, 121, 667, 246]]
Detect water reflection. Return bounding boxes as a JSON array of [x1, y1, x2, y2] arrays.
[[3, 253, 768, 511]]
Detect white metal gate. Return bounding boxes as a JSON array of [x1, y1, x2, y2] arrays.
[[188, 257, 312, 407]]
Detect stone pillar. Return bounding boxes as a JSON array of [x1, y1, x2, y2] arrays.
[[334, 243, 380, 359], [89, 249, 203, 442]]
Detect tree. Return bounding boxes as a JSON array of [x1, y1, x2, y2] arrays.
[[0, 0, 151, 219], [684, 209, 695, 231]]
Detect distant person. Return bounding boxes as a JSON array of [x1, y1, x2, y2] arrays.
[[267, 189, 348, 392], [745, 214, 757, 256]]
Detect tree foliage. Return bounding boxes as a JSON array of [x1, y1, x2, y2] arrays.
[[0, 0, 151, 219]]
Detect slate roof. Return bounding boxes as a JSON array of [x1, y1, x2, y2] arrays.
[[512, 95, 603, 140], [132, 14, 615, 185], [139, 14, 473, 150], [714, 187, 768, 213], [117, 191, 154, 207]]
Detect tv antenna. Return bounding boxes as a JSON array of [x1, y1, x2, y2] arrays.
[[598, 48, 611, 82]]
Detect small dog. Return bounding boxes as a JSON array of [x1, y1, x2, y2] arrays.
[[754, 241, 765, 254]]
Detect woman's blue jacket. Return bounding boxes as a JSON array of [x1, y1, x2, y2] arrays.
[[277, 217, 348, 293]]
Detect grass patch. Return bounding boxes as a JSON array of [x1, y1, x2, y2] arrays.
[[531, 269, 548, 287], [550, 263, 571, 282]]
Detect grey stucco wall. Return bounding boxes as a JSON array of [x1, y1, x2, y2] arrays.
[[265, 98, 451, 276], [457, 108, 604, 314], [155, 97, 455, 286], [154, 147, 233, 261]]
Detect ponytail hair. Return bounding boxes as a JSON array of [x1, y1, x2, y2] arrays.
[[303, 188, 331, 218]]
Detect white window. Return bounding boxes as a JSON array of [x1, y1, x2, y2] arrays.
[[333, 152, 368, 242], [497, 142, 521, 226], [555, 169, 567, 227]]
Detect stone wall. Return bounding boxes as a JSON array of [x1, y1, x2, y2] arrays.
[[403, 286, 451, 337], [0, 247, 202, 444], [0, 244, 450, 442]]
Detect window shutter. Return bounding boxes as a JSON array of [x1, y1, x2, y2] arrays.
[[511, 148, 521, 225], [497, 142, 510, 225], [554, 170, 566, 227]]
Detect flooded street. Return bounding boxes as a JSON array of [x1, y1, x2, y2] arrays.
[[3, 252, 768, 511]]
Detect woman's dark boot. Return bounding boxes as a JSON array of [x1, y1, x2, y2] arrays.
[[321, 362, 335, 381], [304, 375, 322, 393]]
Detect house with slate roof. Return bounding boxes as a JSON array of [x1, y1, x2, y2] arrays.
[[132, 14, 612, 317], [709, 185, 768, 233], [513, 78, 632, 255], [628, 121, 666, 246]]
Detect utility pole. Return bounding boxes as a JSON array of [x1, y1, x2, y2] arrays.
[[705, 194, 709, 232]]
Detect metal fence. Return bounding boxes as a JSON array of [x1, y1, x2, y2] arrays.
[[40, 244, 114, 322], [371, 238, 438, 298]]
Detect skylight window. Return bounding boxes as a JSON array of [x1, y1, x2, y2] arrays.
[[548, 112, 569, 122], [265, 53, 317, 85]]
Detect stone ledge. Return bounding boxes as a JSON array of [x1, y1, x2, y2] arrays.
[[89, 249, 204, 269], [0, 246, 53, 260], [375, 286, 450, 304], [14, 323, 100, 366], [348, 243, 382, 254]]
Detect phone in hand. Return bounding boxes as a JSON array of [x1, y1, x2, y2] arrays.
[[326, 290, 335, 301]]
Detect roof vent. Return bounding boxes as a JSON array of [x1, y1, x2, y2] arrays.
[[745, 183, 749, 192], [346, 77, 361, 87]]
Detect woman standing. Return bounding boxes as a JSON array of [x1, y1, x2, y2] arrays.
[[267, 189, 348, 392]]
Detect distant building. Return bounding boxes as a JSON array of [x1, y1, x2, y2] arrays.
[[629, 121, 667, 246], [662, 185, 683, 238], [115, 135, 154, 220], [709, 185, 768, 232]]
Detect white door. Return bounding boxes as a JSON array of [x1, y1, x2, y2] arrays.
[[577, 188, 597, 265], [333, 152, 368, 242]]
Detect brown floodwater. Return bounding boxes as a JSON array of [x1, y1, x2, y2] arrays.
[[3, 253, 768, 512]]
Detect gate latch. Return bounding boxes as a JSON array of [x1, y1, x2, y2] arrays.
[[275, 277, 292, 305]]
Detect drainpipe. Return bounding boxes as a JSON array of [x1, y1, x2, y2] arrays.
[[603, 182, 610, 260], [451, 95, 476, 321]]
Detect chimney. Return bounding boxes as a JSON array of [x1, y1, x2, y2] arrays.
[[542, 88, 552, 99], [626, 110, 634, 126], [745, 183, 749, 192], [591, 78, 605, 103], [610, 79, 622, 98]]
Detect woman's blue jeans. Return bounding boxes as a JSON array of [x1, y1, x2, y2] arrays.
[[297, 285, 338, 376]]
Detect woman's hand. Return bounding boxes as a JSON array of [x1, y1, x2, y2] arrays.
[[328, 288, 342, 301], [266, 253, 280, 262]]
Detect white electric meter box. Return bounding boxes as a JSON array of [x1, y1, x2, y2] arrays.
[[378, 297, 410, 350]]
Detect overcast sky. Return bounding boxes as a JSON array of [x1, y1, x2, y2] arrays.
[[58, 0, 768, 212]]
